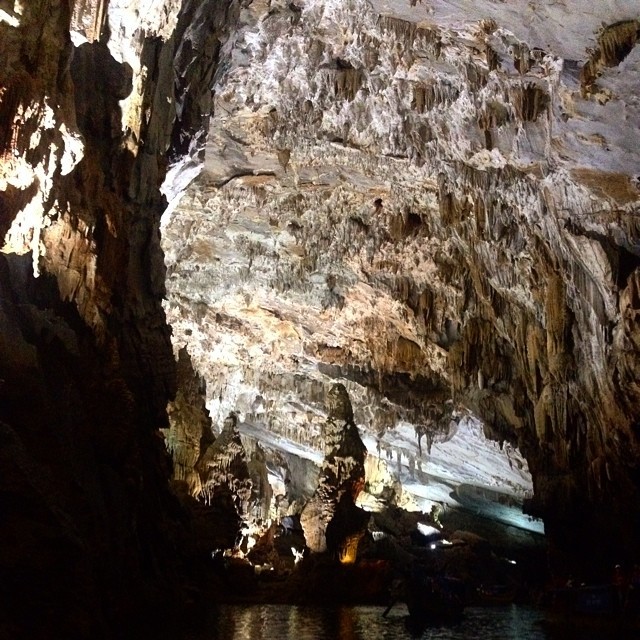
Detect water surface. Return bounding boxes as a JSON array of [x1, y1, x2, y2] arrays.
[[193, 603, 629, 640]]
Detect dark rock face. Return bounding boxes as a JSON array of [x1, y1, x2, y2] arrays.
[[0, 0, 235, 637], [0, 254, 183, 639], [301, 384, 368, 561]]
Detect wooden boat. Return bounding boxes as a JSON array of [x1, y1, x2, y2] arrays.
[[384, 569, 465, 628], [405, 574, 465, 625]]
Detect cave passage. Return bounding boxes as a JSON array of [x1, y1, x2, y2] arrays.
[[1, 1, 640, 638]]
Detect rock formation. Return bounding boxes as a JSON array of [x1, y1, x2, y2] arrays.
[[0, 0, 234, 636], [162, 0, 640, 575], [2, 1, 640, 635], [164, 347, 215, 494], [300, 384, 368, 561], [197, 412, 252, 515]]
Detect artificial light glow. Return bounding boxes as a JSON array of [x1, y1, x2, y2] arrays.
[[291, 547, 304, 564], [254, 564, 274, 575], [338, 534, 362, 564], [417, 522, 441, 536], [0, 9, 20, 27], [430, 543, 437, 550], [507, 559, 517, 565]]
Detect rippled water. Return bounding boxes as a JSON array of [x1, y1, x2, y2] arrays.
[[191, 604, 628, 640]]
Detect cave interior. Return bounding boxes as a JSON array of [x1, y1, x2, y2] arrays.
[[1, 0, 640, 638]]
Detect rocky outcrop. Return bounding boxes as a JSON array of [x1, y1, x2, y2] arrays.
[[197, 412, 252, 518], [164, 347, 214, 494], [162, 0, 640, 574], [300, 384, 368, 561], [0, 0, 238, 636]]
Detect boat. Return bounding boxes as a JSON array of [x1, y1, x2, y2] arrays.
[[383, 569, 465, 628], [406, 573, 466, 625], [473, 584, 517, 606], [550, 583, 618, 615]]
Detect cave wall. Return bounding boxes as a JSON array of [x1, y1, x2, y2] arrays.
[[2, 6, 640, 635], [0, 0, 238, 636], [162, 0, 640, 574]]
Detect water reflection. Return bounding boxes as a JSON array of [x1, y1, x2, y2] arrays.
[[199, 604, 630, 640]]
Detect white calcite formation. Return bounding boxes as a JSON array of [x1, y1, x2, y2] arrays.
[[197, 412, 253, 517], [161, 0, 640, 566]]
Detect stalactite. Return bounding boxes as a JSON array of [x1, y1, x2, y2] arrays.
[[463, 61, 489, 90], [414, 26, 442, 59], [512, 43, 532, 74], [545, 271, 570, 377], [510, 82, 549, 122], [581, 20, 640, 96], [377, 15, 418, 47], [71, 0, 109, 42], [332, 67, 364, 102], [525, 323, 545, 398], [569, 258, 608, 328], [477, 100, 511, 131], [411, 81, 459, 113], [377, 15, 441, 59], [485, 45, 499, 71]]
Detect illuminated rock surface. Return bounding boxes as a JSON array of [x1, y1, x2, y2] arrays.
[[162, 0, 640, 569], [300, 383, 368, 557]]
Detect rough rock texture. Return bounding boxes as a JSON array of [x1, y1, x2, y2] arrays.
[[2, 6, 639, 638], [162, 0, 640, 573], [164, 347, 215, 494], [197, 412, 252, 518], [300, 384, 368, 560], [0, 0, 237, 637]]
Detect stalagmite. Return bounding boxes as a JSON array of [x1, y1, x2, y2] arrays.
[[300, 384, 368, 560]]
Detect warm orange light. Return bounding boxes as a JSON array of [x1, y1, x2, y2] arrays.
[[338, 532, 363, 564]]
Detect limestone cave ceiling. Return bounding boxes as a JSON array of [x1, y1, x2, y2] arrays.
[[159, 0, 640, 540], [1, 0, 640, 563]]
